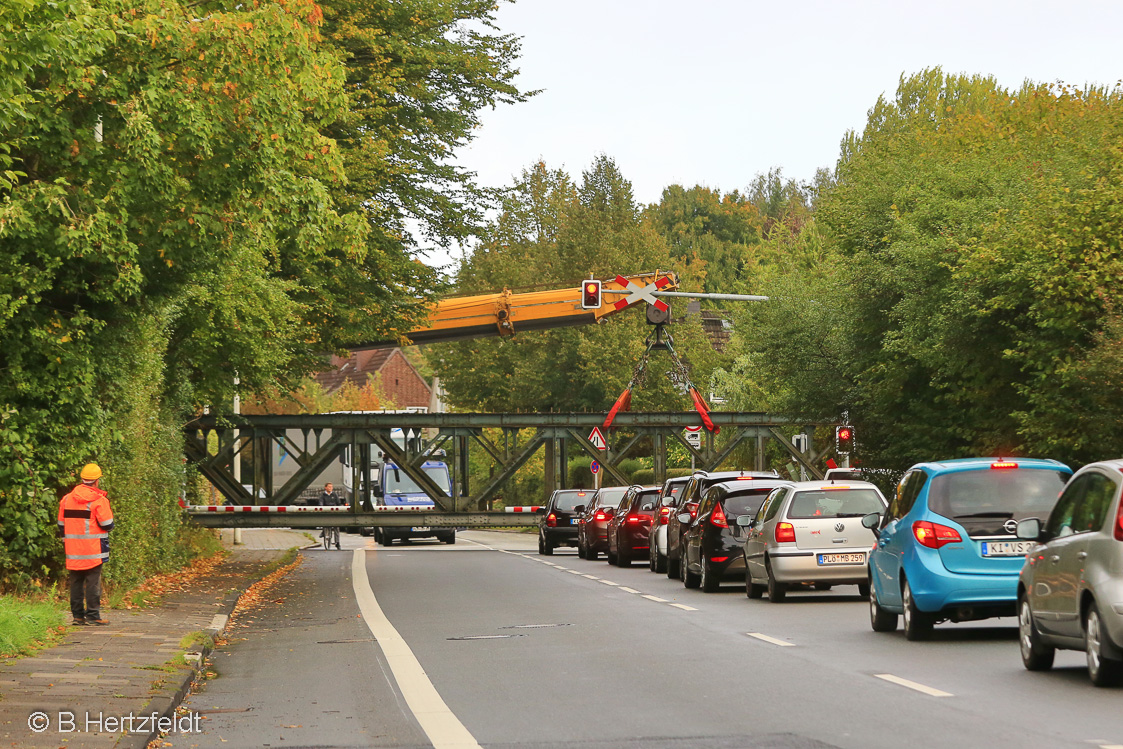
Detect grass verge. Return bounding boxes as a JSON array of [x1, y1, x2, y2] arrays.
[[0, 594, 67, 658]]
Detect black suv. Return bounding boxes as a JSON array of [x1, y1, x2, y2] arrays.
[[679, 478, 792, 591], [666, 469, 780, 578], [606, 486, 660, 567], [538, 489, 591, 555]]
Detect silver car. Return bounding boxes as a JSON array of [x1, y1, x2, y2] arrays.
[[1016, 458, 1123, 686], [739, 480, 887, 602]]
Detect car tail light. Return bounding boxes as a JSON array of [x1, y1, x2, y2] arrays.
[[1115, 500, 1123, 542], [659, 507, 671, 525], [626, 514, 641, 524], [775, 522, 795, 543], [913, 520, 962, 548], [688, 502, 698, 519], [546, 512, 557, 527], [991, 461, 1018, 470], [710, 556, 729, 563], [594, 511, 607, 522], [710, 502, 728, 528]]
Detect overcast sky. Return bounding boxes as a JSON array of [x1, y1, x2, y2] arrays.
[[428, 0, 1123, 267]]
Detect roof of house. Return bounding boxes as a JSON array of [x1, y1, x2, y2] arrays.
[[313, 349, 400, 394]]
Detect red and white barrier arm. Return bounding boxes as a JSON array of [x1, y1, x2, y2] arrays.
[[504, 506, 543, 513], [179, 500, 429, 513]]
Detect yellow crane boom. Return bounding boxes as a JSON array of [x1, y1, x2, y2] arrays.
[[354, 271, 678, 348]]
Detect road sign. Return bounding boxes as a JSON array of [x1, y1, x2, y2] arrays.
[[588, 426, 607, 450], [590, 460, 600, 474], [612, 274, 671, 312], [684, 425, 702, 449]]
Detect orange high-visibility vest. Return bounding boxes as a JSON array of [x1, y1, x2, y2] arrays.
[[57, 484, 114, 571]]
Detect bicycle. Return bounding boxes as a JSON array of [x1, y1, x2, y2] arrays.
[[321, 525, 340, 550]]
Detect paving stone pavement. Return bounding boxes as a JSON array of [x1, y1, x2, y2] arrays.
[[0, 529, 313, 749]]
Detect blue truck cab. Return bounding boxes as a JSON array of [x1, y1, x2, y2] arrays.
[[372, 458, 455, 546]]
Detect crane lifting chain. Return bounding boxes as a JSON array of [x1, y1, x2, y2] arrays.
[[603, 323, 719, 433]]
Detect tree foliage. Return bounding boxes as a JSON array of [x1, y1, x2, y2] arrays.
[[0, 0, 529, 584], [727, 69, 1123, 471]]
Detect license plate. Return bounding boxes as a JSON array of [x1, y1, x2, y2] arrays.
[[571, 518, 579, 525], [817, 553, 866, 565], [981, 540, 1034, 557], [411, 526, 431, 532]]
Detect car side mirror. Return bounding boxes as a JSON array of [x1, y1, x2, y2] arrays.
[[574, 505, 585, 514], [861, 512, 882, 538], [1016, 517, 1042, 542], [736, 516, 754, 528], [677, 512, 692, 525]]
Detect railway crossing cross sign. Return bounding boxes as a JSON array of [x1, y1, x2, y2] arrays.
[[588, 426, 607, 450], [611, 275, 671, 312]]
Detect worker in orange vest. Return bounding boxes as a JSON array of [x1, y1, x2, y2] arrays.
[[58, 463, 115, 625]]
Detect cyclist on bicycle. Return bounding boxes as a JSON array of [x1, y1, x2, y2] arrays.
[[315, 482, 343, 549]]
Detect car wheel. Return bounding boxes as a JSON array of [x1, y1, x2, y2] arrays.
[[654, 550, 667, 574], [902, 579, 934, 641], [374, 528, 383, 544], [858, 582, 871, 599], [1018, 595, 1054, 671], [746, 568, 764, 599], [360, 527, 371, 537], [869, 578, 898, 633], [765, 558, 786, 603], [539, 535, 553, 556], [814, 583, 832, 591], [701, 559, 719, 593], [380, 533, 394, 547], [617, 547, 631, 567], [683, 558, 701, 589], [442, 532, 456, 545], [1085, 603, 1123, 687], [578, 542, 587, 559], [587, 546, 598, 561], [667, 553, 680, 579], [606, 544, 617, 565], [648, 544, 657, 572]]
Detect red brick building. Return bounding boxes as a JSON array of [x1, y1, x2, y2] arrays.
[[313, 348, 432, 410]]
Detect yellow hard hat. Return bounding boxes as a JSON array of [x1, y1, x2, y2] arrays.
[[80, 463, 102, 481]]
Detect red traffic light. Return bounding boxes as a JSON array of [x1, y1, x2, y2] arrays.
[[836, 425, 855, 453], [581, 280, 602, 309]]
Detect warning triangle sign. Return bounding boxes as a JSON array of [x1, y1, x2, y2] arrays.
[[588, 426, 607, 451]]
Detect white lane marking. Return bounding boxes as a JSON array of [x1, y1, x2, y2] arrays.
[[669, 603, 697, 611], [873, 673, 953, 697], [641, 594, 668, 602], [746, 632, 795, 647], [566, 569, 582, 575], [351, 551, 481, 748], [581, 575, 600, 580], [619, 587, 640, 594], [599, 580, 619, 586], [459, 537, 495, 551]]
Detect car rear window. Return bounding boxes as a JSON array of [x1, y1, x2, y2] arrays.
[[595, 488, 628, 507], [787, 489, 884, 519], [724, 489, 773, 518], [927, 468, 1068, 520], [552, 491, 591, 512]]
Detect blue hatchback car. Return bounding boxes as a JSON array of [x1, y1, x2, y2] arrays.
[[865, 457, 1071, 640]]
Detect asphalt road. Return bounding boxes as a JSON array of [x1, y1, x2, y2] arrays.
[[174, 530, 1123, 749]]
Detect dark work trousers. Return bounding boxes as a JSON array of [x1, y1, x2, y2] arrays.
[[68, 565, 102, 620]]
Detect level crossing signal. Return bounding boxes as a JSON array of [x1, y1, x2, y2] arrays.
[[581, 279, 602, 309], [836, 425, 855, 454]]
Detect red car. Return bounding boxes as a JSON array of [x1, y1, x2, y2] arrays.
[[606, 486, 661, 567]]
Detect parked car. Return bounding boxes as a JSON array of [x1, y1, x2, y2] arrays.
[[742, 480, 886, 602], [865, 457, 1071, 640], [606, 486, 660, 567], [680, 478, 792, 591], [538, 489, 591, 555], [1015, 458, 1123, 686], [666, 470, 780, 579], [577, 486, 629, 561], [648, 477, 690, 573]]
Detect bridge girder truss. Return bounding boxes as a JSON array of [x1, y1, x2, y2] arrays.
[[184, 412, 835, 527]]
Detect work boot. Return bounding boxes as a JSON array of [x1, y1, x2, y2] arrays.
[[72, 618, 88, 626], [88, 619, 109, 626]]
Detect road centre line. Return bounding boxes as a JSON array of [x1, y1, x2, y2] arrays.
[[746, 632, 795, 647], [566, 569, 582, 575], [599, 580, 619, 586], [641, 594, 668, 602], [873, 673, 953, 698], [581, 575, 599, 579], [669, 603, 698, 611], [351, 551, 480, 749], [619, 587, 640, 594]]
